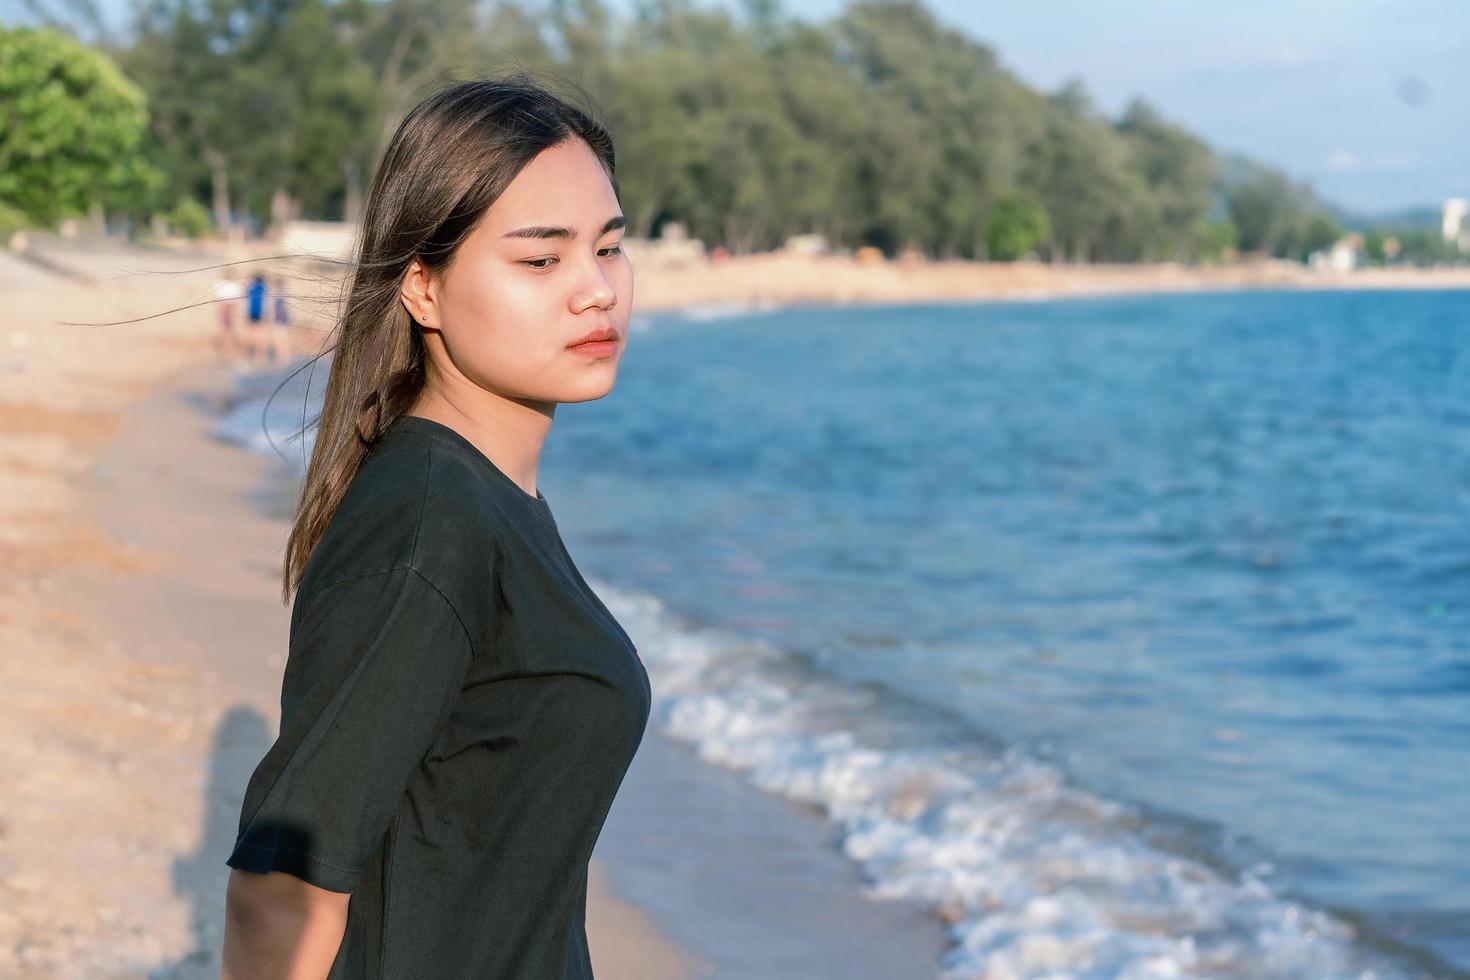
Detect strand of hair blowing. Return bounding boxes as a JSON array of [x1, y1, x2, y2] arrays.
[[278, 71, 617, 604]]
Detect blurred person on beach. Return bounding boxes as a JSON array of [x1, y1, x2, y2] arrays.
[[264, 272, 291, 366], [211, 273, 245, 355], [221, 72, 643, 979], [244, 271, 268, 360]]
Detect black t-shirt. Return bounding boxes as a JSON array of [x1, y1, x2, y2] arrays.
[[226, 414, 651, 979]]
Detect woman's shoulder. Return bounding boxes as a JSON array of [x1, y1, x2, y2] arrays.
[[298, 425, 508, 607]]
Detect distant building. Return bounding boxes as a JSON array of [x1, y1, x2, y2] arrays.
[[781, 233, 830, 257], [1444, 198, 1467, 243], [1309, 233, 1361, 272], [621, 221, 707, 267]]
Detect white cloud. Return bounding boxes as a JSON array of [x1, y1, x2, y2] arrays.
[[1323, 148, 1420, 173]]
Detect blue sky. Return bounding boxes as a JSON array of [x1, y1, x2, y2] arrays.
[[24, 0, 1469, 215]]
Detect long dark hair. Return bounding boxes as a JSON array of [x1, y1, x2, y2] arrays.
[[280, 70, 618, 604]]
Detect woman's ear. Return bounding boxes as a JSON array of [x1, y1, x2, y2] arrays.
[[400, 258, 438, 326]]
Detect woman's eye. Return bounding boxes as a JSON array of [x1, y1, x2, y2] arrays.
[[520, 245, 619, 270]]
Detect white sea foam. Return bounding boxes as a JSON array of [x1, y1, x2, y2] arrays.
[[590, 576, 1418, 980], [214, 393, 311, 467], [213, 387, 314, 472]]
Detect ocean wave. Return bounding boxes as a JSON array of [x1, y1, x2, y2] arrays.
[[593, 577, 1420, 980]]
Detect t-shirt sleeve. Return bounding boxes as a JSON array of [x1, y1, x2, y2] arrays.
[[225, 565, 474, 893]]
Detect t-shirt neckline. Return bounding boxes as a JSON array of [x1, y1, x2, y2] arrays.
[[391, 415, 556, 523]]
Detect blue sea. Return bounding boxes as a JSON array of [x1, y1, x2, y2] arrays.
[[219, 289, 1470, 979]]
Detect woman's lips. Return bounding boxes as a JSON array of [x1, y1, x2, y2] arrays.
[[568, 339, 618, 358]]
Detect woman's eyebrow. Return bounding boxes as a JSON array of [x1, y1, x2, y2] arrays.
[[501, 215, 626, 240]]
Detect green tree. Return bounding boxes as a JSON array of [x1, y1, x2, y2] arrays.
[[123, 0, 249, 232], [0, 26, 163, 227], [986, 193, 1049, 260], [1023, 79, 1145, 262], [1227, 168, 1307, 256], [124, 0, 480, 232], [28, 0, 1331, 266], [1114, 98, 1217, 260], [1192, 217, 1237, 263], [835, 0, 1035, 258], [1363, 228, 1387, 266], [759, 23, 874, 247], [1394, 228, 1455, 266], [1299, 213, 1342, 257], [165, 195, 212, 237], [549, 0, 620, 96]]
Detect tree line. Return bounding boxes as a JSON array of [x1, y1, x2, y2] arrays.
[[1, 0, 1455, 265]]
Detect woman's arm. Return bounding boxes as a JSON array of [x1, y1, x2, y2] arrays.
[[222, 567, 477, 975], [221, 868, 351, 979]]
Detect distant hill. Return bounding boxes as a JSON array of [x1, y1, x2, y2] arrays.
[[1215, 152, 1444, 233], [1328, 204, 1443, 232], [1215, 152, 1333, 210]]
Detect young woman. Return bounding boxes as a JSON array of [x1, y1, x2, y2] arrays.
[[221, 74, 648, 979]]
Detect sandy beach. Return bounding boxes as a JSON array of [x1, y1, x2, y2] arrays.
[[625, 246, 1470, 312], [2, 233, 1467, 977]]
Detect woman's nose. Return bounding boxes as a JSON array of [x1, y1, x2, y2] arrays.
[[572, 260, 616, 311]]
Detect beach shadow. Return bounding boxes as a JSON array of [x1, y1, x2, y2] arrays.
[[149, 706, 272, 979]]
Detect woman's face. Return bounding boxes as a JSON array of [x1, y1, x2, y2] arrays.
[[403, 137, 633, 410]]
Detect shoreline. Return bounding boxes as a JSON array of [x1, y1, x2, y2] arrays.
[[626, 252, 1470, 315], [19, 230, 1470, 317]]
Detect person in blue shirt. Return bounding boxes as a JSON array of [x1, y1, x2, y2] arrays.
[[246, 273, 267, 323], [244, 273, 268, 360]]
